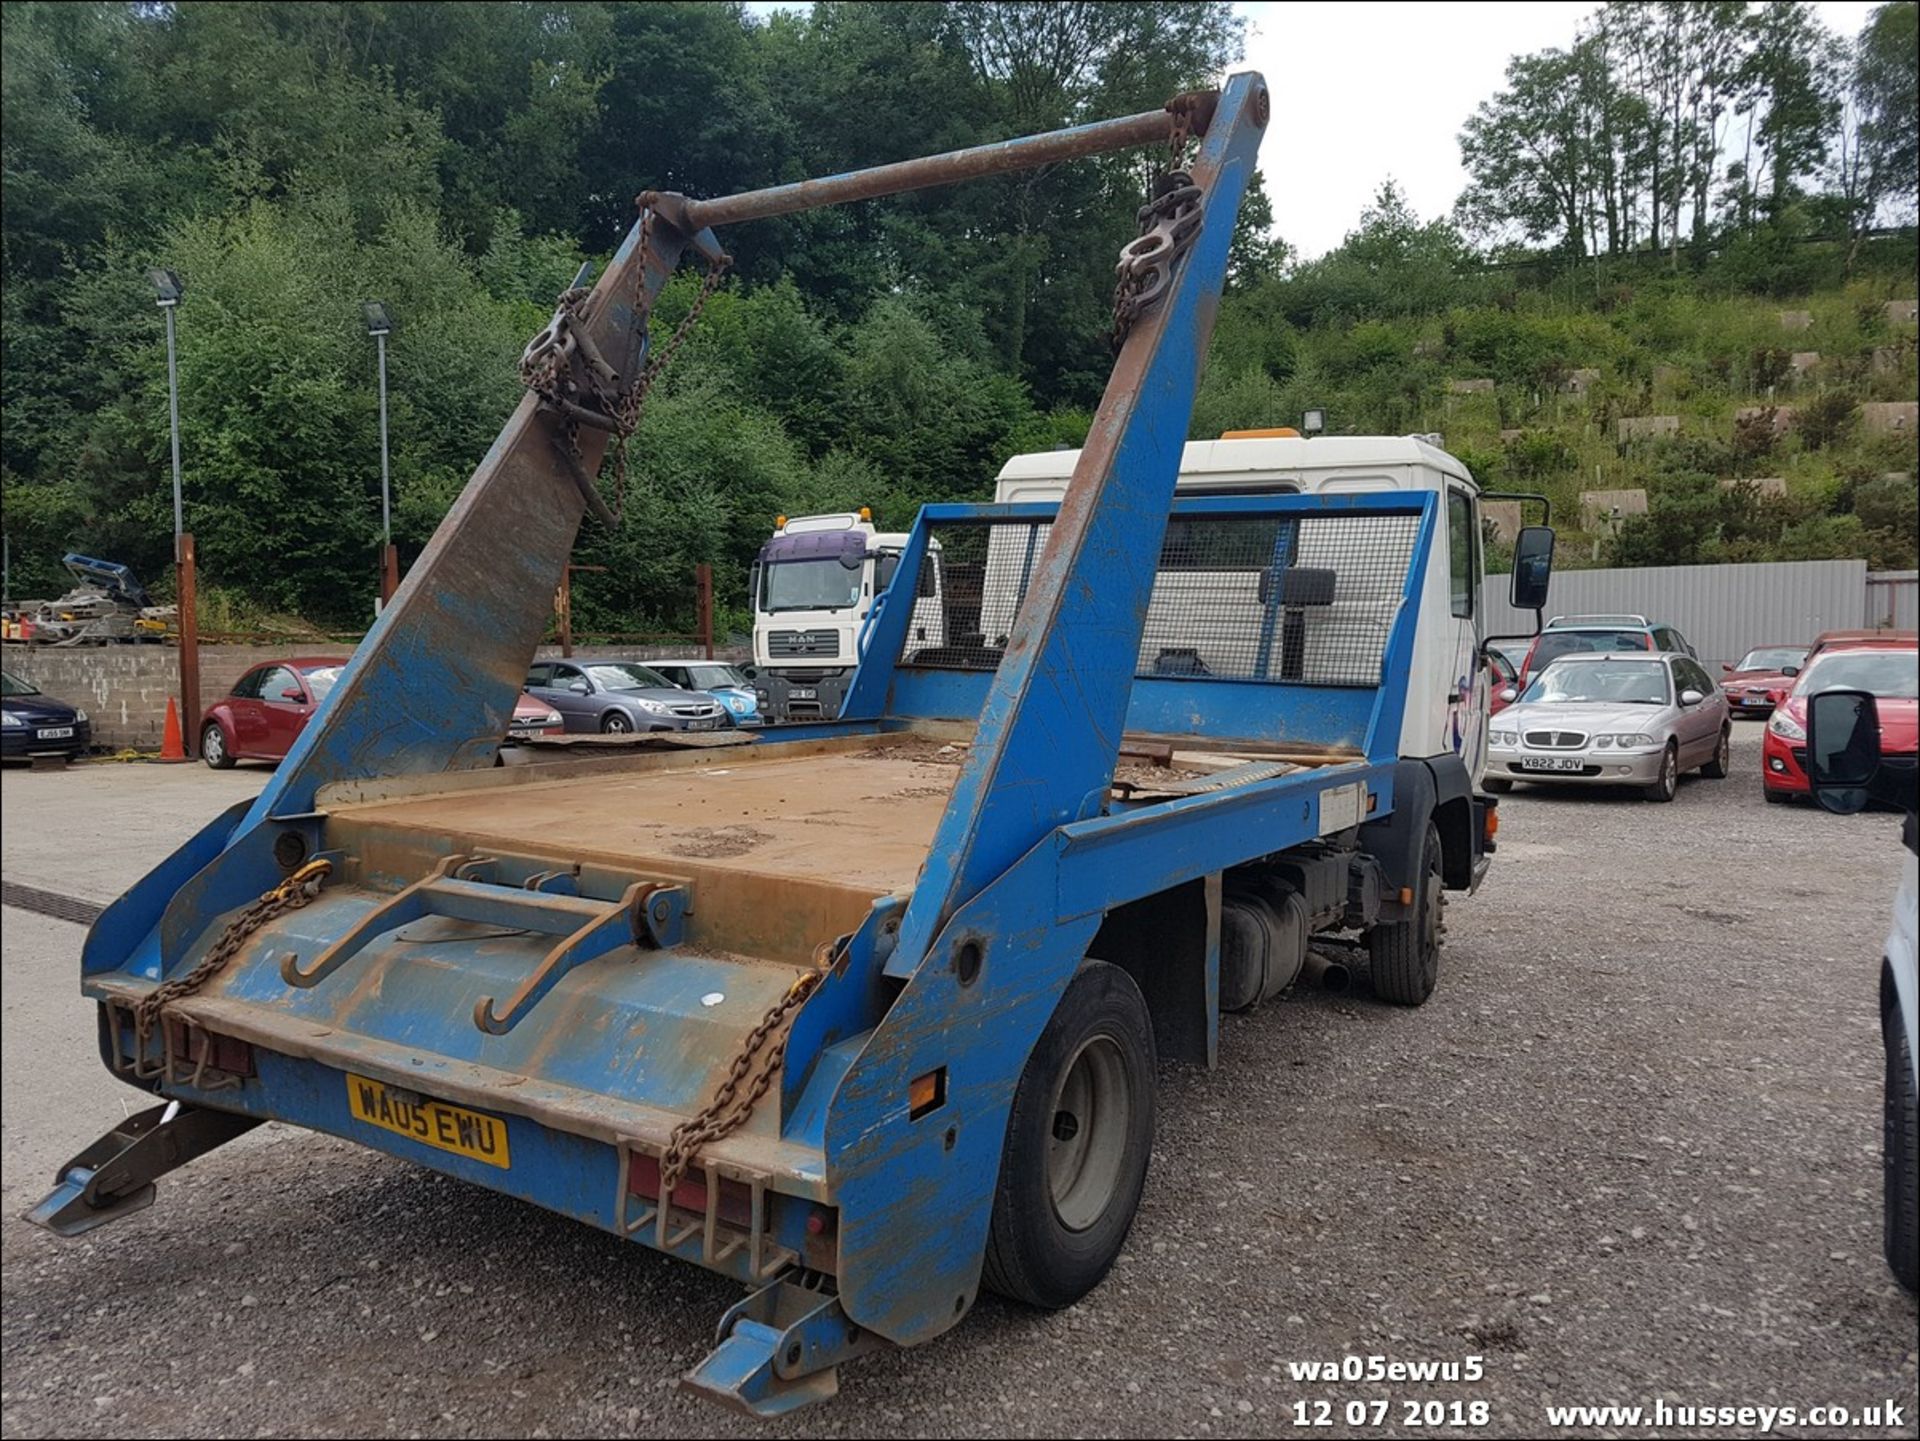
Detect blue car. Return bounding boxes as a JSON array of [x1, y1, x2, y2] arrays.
[[647, 659, 763, 726], [2, 669, 92, 761]]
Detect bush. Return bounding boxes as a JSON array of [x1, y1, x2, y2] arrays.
[[1797, 391, 1858, 450]]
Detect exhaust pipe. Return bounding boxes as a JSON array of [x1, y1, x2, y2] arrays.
[[1298, 949, 1350, 995]]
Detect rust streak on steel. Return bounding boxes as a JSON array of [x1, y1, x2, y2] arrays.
[[651, 92, 1218, 233]]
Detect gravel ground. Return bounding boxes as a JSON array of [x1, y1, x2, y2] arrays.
[[3, 727, 1916, 1439]]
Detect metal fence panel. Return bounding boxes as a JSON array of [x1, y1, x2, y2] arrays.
[[1866, 571, 1918, 631], [1484, 559, 1868, 665]]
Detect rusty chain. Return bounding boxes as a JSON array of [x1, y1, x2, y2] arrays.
[[655, 967, 824, 1200], [1109, 97, 1207, 353], [134, 858, 333, 1046], [517, 210, 731, 527]]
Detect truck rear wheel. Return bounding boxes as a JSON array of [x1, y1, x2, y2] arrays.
[[983, 960, 1155, 1310], [1366, 821, 1442, 1007], [1886, 1008, 1919, 1294]]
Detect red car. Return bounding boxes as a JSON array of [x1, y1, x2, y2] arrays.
[[202, 656, 347, 768], [508, 691, 564, 741], [1721, 643, 1808, 718], [1762, 642, 1918, 802], [1488, 648, 1519, 715]]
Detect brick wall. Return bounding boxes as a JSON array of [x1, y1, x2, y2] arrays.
[[4, 642, 177, 750], [3, 640, 747, 751]]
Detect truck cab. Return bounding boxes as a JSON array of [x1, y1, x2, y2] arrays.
[[750, 511, 940, 722], [993, 431, 1499, 785]]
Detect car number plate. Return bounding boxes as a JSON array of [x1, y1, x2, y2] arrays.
[[790, 688, 817, 700], [1521, 756, 1584, 772], [37, 726, 74, 739], [689, 718, 717, 731], [346, 1074, 510, 1168]]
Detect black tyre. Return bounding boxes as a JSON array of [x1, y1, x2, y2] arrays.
[[1641, 743, 1678, 803], [600, 711, 633, 734], [1366, 821, 1442, 1007], [1885, 1006, 1918, 1294], [201, 723, 235, 770], [1483, 777, 1513, 794], [983, 960, 1155, 1309], [1701, 726, 1731, 779]]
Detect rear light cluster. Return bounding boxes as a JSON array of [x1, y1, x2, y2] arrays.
[[168, 1020, 256, 1076]]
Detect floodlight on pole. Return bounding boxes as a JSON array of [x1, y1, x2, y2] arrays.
[[150, 268, 185, 552], [1301, 407, 1326, 437]]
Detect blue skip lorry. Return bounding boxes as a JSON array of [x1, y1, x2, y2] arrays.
[[28, 73, 1554, 1416]]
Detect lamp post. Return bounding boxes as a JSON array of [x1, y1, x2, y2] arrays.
[[149, 266, 198, 756], [363, 301, 398, 604]]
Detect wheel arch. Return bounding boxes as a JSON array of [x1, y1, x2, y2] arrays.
[[1362, 756, 1477, 897]]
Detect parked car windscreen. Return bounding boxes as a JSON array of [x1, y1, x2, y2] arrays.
[[303, 666, 345, 701], [584, 662, 673, 692], [1735, 646, 1807, 672], [1528, 630, 1651, 669], [1799, 650, 1919, 699], [1, 670, 41, 697], [1522, 659, 1671, 706], [680, 664, 747, 690]]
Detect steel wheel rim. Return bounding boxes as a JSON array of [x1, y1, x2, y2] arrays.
[[605, 713, 632, 733], [1047, 1034, 1130, 1233], [1717, 731, 1729, 770], [203, 727, 222, 762], [1661, 750, 1676, 796]]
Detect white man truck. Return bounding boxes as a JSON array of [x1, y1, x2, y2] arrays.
[[750, 510, 939, 722]]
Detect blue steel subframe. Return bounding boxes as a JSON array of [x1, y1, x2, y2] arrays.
[[27, 70, 1444, 1414]]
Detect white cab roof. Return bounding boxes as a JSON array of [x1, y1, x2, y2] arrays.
[[996, 435, 1475, 488]]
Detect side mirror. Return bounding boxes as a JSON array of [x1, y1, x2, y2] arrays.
[[568, 680, 591, 695], [1782, 664, 1799, 677], [1680, 688, 1705, 707], [1509, 525, 1555, 612], [1720, 663, 1733, 673], [280, 687, 305, 702], [1805, 689, 1880, 815], [1500, 687, 1517, 703]]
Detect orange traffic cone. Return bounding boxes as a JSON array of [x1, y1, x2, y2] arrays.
[[158, 697, 188, 763]]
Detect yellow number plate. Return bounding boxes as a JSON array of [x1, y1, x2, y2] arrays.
[[346, 1074, 510, 1169]]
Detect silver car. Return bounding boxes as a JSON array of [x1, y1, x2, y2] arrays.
[[524, 660, 726, 734], [1487, 651, 1731, 802]]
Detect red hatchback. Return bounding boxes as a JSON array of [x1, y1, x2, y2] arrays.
[[1762, 643, 1919, 802], [202, 657, 347, 768], [1720, 643, 1807, 717]]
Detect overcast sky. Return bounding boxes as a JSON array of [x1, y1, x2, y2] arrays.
[[741, 1, 1882, 258], [1235, 1, 1880, 257]]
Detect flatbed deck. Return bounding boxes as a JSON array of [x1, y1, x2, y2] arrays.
[[322, 729, 1355, 964], [339, 744, 963, 897]]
